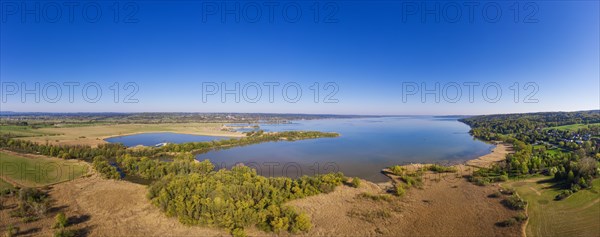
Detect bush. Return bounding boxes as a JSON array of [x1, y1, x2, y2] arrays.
[[388, 165, 405, 176], [428, 164, 457, 173], [514, 213, 528, 222], [500, 188, 515, 195], [394, 184, 405, 197], [570, 183, 581, 193], [498, 213, 528, 227], [351, 177, 361, 188], [488, 191, 502, 198], [502, 195, 527, 210], [53, 228, 75, 237], [555, 190, 572, 200], [53, 212, 68, 229], [290, 212, 312, 233], [498, 217, 518, 227], [358, 192, 393, 202]]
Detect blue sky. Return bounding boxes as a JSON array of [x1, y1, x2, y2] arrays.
[[1, 0, 598, 115]]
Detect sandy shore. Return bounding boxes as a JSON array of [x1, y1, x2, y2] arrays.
[[466, 142, 514, 169]]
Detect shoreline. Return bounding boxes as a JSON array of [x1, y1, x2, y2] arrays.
[[377, 142, 513, 186], [100, 131, 244, 143]]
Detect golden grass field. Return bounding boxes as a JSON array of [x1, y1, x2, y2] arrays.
[[19, 123, 244, 147]]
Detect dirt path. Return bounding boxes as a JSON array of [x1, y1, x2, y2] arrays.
[[529, 186, 542, 196]]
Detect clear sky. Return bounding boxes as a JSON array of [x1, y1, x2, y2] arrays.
[[1, 0, 598, 115]]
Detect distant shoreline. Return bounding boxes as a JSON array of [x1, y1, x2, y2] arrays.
[[101, 131, 243, 144]]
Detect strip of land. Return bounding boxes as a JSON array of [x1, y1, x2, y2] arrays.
[[18, 123, 244, 147]]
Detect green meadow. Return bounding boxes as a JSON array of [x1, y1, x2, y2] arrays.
[[0, 152, 88, 187], [503, 178, 600, 237], [544, 123, 600, 131]]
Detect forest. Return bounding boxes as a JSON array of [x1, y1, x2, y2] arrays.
[[460, 110, 600, 198]]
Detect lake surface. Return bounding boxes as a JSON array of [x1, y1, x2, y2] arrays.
[[199, 117, 494, 182], [105, 132, 226, 147], [105, 117, 494, 182]]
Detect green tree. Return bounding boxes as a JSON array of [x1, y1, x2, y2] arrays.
[[567, 170, 575, 183]]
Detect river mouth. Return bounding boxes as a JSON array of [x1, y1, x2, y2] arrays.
[[107, 117, 494, 182]]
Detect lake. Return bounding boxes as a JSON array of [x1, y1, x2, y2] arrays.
[[106, 117, 494, 182], [200, 116, 494, 182]]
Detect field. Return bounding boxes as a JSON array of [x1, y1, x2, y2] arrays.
[[0, 151, 88, 187], [289, 165, 523, 236], [0, 125, 59, 137], [503, 177, 600, 237], [12, 122, 244, 147], [545, 123, 600, 131]]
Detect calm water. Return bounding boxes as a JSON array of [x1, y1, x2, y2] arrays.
[[105, 132, 226, 147], [106, 117, 493, 182], [199, 117, 494, 182]]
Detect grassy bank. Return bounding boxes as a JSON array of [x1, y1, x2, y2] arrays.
[[0, 151, 88, 187], [503, 178, 600, 237]]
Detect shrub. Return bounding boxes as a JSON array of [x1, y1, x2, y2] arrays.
[[358, 192, 393, 202], [570, 183, 581, 193], [231, 228, 246, 237], [488, 191, 502, 198], [53, 228, 75, 237], [394, 184, 405, 197], [351, 177, 361, 188], [290, 213, 312, 233], [53, 212, 68, 229], [500, 188, 515, 195], [498, 213, 528, 227], [347, 209, 391, 223], [388, 165, 405, 176], [498, 217, 518, 227], [514, 213, 528, 222], [555, 190, 572, 200], [428, 164, 457, 173], [503, 195, 527, 210]]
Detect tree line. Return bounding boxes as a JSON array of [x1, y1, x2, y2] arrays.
[[460, 111, 600, 197]]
